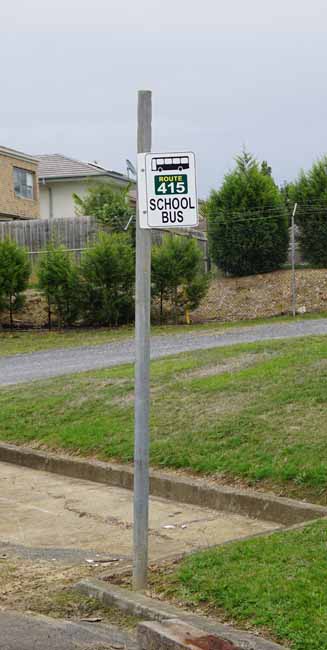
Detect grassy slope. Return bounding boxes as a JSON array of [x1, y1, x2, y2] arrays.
[[150, 520, 327, 650], [0, 335, 326, 502], [0, 326, 134, 356], [0, 312, 326, 356]]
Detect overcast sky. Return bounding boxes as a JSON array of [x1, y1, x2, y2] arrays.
[[1, 0, 327, 196]]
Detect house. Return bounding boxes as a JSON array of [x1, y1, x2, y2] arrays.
[[0, 146, 39, 220], [38, 154, 134, 220]]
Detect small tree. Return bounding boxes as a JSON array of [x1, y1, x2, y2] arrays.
[[183, 273, 210, 313], [0, 239, 31, 329], [152, 236, 208, 323], [74, 182, 135, 241], [261, 160, 272, 177], [287, 156, 327, 266], [80, 232, 134, 326], [207, 151, 289, 276], [151, 244, 173, 323], [37, 244, 81, 328]]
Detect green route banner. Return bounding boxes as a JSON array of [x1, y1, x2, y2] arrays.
[[154, 174, 188, 195]]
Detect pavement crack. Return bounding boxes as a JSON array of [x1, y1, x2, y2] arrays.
[[63, 501, 132, 530], [64, 500, 105, 524], [175, 515, 220, 526]]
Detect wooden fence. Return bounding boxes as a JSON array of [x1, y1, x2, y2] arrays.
[[0, 217, 100, 266], [0, 217, 209, 271]]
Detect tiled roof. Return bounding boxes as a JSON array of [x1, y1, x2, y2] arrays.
[[37, 153, 130, 182]]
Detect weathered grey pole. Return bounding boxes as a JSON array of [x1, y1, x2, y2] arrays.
[[291, 203, 297, 317], [133, 90, 152, 591]]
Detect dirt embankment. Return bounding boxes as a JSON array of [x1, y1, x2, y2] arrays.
[[0, 269, 327, 328], [0, 290, 49, 329], [191, 268, 327, 322]]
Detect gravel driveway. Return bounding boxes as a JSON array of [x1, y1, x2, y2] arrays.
[[0, 318, 326, 386]]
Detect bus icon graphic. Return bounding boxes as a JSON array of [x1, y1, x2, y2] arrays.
[[151, 155, 190, 173]]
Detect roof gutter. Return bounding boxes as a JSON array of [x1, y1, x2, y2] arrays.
[[0, 146, 38, 165], [38, 173, 135, 185]]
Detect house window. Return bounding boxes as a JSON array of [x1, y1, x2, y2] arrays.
[[13, 167, 35, 199]]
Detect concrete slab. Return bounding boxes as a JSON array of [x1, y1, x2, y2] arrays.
[[0, 462, 278, 561], [138, 619, 243, 650], [137, 619, 286, 650], [2, 443, 326, 526]]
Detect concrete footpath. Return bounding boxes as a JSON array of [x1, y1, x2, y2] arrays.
[[1, 317, 326, 385], [0, 462, 277, 561]]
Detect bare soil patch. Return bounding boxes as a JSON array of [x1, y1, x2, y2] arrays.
[[192, 268, 327, 322], [0, 555, 138, 629]]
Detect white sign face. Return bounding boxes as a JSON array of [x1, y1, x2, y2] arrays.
[[137, 151, 198, 229]]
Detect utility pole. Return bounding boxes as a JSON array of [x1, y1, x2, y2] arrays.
[[133, 90, 152, 591], [291, 203, 298, 317]]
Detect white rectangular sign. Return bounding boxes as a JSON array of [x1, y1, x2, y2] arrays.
[[137, 151, 198, 229]]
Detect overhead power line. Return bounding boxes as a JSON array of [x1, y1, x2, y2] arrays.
[[211, 212, 288, 226], [210, 204, 327, 227]]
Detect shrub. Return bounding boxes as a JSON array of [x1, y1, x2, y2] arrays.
[[74, 182, 135, 243], [287, 156, 327, 266], [0, 239, 31, 329], [151, 242, 174, 322], [37, 244, 81, 328], [80, 232, 134, 326], [152, 235, 208, 323], [184, 272, 210, 312], [206, 151, 289, 276]]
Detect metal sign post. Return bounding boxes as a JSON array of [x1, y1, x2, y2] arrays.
[[291, 203, 298, 317], [133, 95, 198, 589], [133, 90, 152, 591]]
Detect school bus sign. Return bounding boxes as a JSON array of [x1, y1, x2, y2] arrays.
[[137, 151, 198, 228]]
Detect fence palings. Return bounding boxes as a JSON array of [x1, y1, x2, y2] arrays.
[[0, 217, 209, 270]]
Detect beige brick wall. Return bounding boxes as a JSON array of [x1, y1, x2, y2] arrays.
[[0, 153, 39, 219]]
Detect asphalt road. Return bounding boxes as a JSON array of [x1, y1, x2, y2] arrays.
[[0, 318, 326, 386], [0, 611, 137, 650]]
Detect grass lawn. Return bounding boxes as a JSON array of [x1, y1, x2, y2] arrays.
[[149, 520, 327, 650], [0, 312, 326, 356], [0, 325, 134, 356], [0, 335, 327, 502]]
